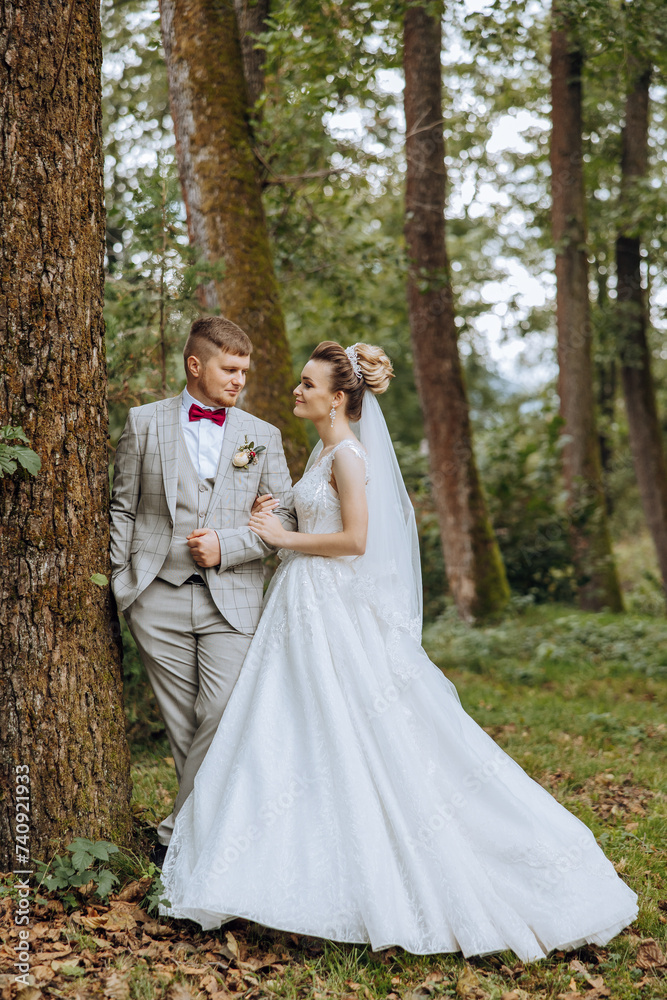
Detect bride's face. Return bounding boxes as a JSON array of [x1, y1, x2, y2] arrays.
[[293, 360, 344, 422]]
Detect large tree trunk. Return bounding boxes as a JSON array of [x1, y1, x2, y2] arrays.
[[159, 0, 309, 475], [403, 1, 509, 622], [550, 5, 623, 611], [616, 64, 667, 602], [0, 0, 132, 867]]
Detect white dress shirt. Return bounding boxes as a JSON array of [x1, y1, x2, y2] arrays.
[[180, 386, 227, 480]]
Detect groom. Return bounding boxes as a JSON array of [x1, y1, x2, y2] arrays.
[[110, 316, 296, 854]]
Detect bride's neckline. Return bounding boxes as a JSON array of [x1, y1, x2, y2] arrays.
[[310, 436, 360, 472]]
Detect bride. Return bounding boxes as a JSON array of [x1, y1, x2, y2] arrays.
[[159, 340, 637, 961]]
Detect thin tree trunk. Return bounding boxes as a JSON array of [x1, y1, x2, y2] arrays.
[[403, 1, 509, 622], [0, 0, 132, 867], [234, 0, 269, 110], [616, 63, 667, 601], [159, 0, 309, 475], [550, 4, 623, 611], [594, 263, 615, 515]]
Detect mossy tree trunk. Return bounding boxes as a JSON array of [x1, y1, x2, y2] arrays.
[[403, 1, 510, 622], [616, 63, 667, 602], [159, 0, 309, 475], [0, 0, 132, 867], [234, 0, 269, 110], [550, 4, 623, 611]]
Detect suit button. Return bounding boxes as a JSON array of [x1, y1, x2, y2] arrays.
[[168, 518, 173, 528], [199, 484, 208, 493]]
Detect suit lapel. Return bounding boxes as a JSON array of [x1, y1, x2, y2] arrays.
[[205, 405, 248, 520], [157, 393, 183, 519]]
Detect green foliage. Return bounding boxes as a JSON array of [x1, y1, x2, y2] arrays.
[[35, 839, 121, 908], [34, 836, 170, 916], [479, 400, 577, 603], [105, 159, 221, 443], [424, 602, 667, 681], [0, 425, 41, 479]]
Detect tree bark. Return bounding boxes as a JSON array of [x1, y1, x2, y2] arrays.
[[550, 4, 623, 611], [159, 0, 309, 475], [0, 0, 132, 867], [594, 264, 615, 515], [403, 1, 509, 622], [234, 0, 269, 110], [616, 63, 667, 602]]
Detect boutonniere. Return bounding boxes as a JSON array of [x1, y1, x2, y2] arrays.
[[232, 435, 266, 470]]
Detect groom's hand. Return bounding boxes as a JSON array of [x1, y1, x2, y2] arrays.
[[186, 528, 222, 568]]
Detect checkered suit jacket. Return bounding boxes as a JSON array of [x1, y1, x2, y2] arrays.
[[110, 392, 296, 634]]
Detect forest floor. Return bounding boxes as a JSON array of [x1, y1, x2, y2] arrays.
[[1, 603, 666, 1000]]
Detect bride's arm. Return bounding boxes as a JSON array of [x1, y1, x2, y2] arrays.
[[248, 448, 368, 557]]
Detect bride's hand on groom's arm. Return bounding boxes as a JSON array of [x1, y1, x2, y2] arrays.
[[248, 511, 289, 548], [186, 528, 222, 567], [251, 494, 280, 516]]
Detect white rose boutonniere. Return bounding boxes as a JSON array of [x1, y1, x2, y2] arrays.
[[233, 435, 266, 471]]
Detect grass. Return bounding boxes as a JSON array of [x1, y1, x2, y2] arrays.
[[3, 602, 664, 999]]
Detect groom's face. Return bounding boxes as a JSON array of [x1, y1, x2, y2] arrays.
[[187, 348, 250, 409]]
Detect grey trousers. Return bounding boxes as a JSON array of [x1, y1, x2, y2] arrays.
[[123, 577, 252, 845]]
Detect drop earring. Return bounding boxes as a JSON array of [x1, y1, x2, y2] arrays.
[[329, 402, 337, 427]]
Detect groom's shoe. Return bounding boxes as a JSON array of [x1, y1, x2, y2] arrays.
[[150, 843, 168, 869]]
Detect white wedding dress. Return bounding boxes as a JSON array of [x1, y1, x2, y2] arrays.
[[159, 433, 637, 961]]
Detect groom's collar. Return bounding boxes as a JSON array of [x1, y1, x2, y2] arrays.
[[181, 386, 226, 414]]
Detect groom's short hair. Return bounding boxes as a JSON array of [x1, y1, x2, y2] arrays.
[[183, 317, 253, 372]]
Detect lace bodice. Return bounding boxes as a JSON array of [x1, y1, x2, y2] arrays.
[[293, 438, 369, 535]]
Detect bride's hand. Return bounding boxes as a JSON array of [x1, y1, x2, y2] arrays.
[[249, 510, 288, 547], [251, 493, 279, 515]]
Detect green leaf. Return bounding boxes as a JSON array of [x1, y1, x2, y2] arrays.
[[0, 425, 29, 443], [90, 573, 109, 587], [70, 849, 94, 872], [0, 453, 17, 477], [86, 840, 119, 861], [14, 445, 41, 476], [254, 445, 266, 454], [69, 871, 94, 887], [94, 869, 119, 900]]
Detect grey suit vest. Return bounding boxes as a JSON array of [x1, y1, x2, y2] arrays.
[[157, 434, 216, 586]]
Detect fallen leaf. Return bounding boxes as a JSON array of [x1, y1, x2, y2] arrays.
[[456, 965, 486, 999], [238, 952, 281, 972], [500, 991, 531, 1000], [115, 878, 152, 902], [104, 971, 130, 1000], [103, 909, 137, 932], [200, 975, 223, 995], [636, 937, 667, 969], [30, 965, 55, 984], [15, 990, 42, 1000], [225, 930, 241, 960], [167, 986, 196, 1000], [142, 919, 174, 938], [71, 911, 108, 930], [50, 957, 83, 972]]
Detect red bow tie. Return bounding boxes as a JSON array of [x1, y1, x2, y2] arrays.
[[188, 403, 227, 427]]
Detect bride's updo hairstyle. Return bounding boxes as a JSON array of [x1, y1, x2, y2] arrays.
[[309, 341, 394, 421]]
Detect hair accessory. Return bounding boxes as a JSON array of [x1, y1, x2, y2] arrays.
[[345, 344, 363, 380]]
